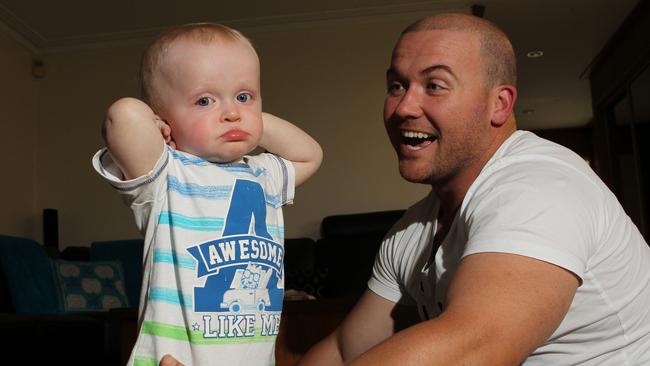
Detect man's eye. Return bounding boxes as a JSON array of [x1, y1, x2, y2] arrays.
[[236, 93, 252, 103], [427, 82, 443, 91], [387, 83, 404, 94], [196, 97, 213, 106]]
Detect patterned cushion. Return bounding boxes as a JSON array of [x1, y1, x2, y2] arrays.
[[52, 260, 130, 312], [90, 239, 144, 307]]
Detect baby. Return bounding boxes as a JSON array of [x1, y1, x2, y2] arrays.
[[92, 23, 322, 365]]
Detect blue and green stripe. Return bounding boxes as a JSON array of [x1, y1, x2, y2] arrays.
[[140, 321, 277, 345]]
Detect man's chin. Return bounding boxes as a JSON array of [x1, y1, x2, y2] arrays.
[[398, 166, 433, 185]]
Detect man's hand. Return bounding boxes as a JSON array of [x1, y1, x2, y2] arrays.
[[160, 354, 184, 366]]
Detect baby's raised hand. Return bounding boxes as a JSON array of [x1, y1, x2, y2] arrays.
[[154, 115, 176, 149]]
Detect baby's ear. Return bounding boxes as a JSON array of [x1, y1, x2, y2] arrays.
[[491, 84, 517, 127]]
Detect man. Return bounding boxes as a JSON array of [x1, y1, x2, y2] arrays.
[[298, 12, 650, 365]]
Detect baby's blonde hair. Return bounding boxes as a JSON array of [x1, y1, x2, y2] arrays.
[[140, 23, 257, 110]]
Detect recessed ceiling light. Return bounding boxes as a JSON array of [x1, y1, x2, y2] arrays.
[[527, 50, 544, 58]]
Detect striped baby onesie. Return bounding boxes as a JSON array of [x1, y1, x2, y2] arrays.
[[93, 146, 295, 366]]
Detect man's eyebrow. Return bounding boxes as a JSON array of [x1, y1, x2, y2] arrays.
[[422, 64, 456, 79], [386, 64, 456, 79]]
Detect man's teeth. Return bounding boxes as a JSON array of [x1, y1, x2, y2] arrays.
[[402, 131, 432, 139]]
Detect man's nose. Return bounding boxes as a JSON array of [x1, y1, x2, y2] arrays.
[[394, 89, 423, 119]]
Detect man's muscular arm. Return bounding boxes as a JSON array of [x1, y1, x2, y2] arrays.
[[298, 290, 419, 365], [347, 253, 579, 365]]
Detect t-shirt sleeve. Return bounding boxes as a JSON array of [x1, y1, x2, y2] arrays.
[[91, 145, 169, 232], [367, 202, 434, 306], [462, 160, 599, 282], [245, 153, 296, 207], [368, 233, 411, 304]]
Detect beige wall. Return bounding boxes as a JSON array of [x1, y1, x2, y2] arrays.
[[251, 21, 430, 238], [0, 30, 39, 240], [5, 17, 431, 248], [35, 44, 148, 247]]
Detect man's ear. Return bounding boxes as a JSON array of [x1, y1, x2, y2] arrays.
[[490, 84, 517, 127]]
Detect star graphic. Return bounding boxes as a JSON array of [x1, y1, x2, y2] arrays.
[[192, 322, 201, 331]]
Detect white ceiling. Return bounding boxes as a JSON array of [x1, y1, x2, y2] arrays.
[[0, 0, 640, 130]]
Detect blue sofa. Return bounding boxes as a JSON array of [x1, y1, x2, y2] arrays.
[[0, 235, 142, 365]]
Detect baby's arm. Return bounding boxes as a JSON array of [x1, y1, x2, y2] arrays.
[[259, 113, 322, 187], [102, 97, 171, 180]]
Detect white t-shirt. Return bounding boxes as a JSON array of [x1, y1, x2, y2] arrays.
[[369, 130, 650, 365], [93, 146, 295, 366]]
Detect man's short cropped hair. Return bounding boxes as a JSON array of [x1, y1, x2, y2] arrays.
[[403, 13, 517, 87]]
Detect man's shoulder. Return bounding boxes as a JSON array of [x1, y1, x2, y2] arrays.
[[491, 130, 589, 172], [403, 192, 437, 218], [474, 131, 598, 196], [384, 192, 437, 244]]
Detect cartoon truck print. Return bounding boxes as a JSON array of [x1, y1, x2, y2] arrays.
[[221, 264, 273, 313]]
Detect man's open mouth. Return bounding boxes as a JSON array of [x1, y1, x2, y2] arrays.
[[401, 131, 436, 147]]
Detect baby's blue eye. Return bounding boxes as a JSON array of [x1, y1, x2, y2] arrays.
[[196, 97, 212, 106], [236, 93, 251, 103]]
